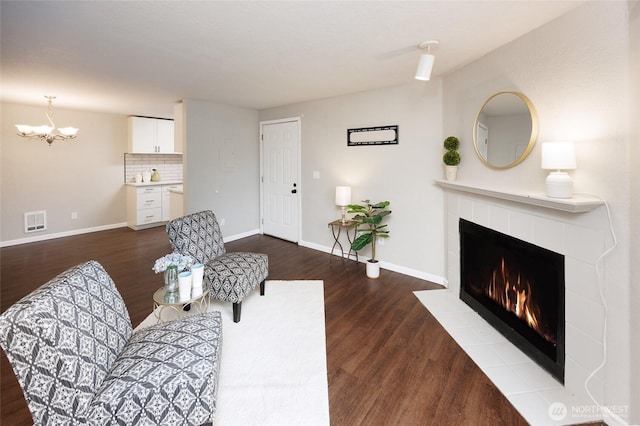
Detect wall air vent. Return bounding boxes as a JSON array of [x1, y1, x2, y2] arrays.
[[24, 210, 47, 233]]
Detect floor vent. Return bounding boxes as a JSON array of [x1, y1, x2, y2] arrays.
[[24, 210, 47, 233]]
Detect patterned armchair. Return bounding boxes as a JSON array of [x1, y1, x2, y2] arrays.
[[0, 260, 222, 425], [166, 210, 269, 322]]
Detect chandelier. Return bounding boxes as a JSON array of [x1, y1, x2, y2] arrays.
[[15, 96, 79, 145]]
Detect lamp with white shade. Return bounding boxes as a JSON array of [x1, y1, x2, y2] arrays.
[[335, 186, 352, 224], [541, 142, 576, 199]]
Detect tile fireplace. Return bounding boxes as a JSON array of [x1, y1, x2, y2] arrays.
[[459, 218, 565, 382], [432, 181, 609, 424]]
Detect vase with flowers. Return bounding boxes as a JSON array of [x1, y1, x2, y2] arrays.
[[153, 253, 193, 295]]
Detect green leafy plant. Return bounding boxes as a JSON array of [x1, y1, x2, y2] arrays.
[[443, 136, 460, 151], [347, 200, 391, 262], [443, 136, 461, 166], [443, 150, 461, 166]]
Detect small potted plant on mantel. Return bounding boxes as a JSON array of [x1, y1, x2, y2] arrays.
[[347, 200, 391, 279], [443, 136, 461, 181]]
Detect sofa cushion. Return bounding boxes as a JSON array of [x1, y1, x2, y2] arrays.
[[206, 252, 269, 303], [0, 260, 132, 424], [88, 312, 222, 425]]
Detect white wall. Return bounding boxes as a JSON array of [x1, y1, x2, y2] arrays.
[[182, 99, 261, 237], [442, 2, 634, 423], [260, 82, 445, 281], [1, 102, 127, 244], [628, 1, 640, 422]]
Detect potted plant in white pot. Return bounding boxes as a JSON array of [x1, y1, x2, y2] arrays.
[[443, 136, 461, 181], [347, 200, 391, 279]]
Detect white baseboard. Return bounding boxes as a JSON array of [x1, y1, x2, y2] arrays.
[[0, 222, 128, 247], [299, 239, 446, 285], [1, 228, 446, 286], [1, 225, 259, 248], [223, 228, 261, 243]]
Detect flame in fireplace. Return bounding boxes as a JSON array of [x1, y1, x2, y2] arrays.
[[486, 257, 552, 343]]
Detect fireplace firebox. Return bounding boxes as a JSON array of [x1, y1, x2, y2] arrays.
[[459, 219, 565, 382]]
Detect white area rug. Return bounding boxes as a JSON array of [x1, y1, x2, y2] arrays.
[[136, 280, 330, 426]]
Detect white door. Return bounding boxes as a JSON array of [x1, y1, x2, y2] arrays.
[[261, 119, 300, 243], [477, 122, 489, 159]]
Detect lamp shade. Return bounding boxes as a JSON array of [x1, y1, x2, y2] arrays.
[[335, 186, 351, 206], [414, 53, 435, 81], [58, 127, 79, 136], [541, 142, 576, 170], [15, 124, 33, 134]]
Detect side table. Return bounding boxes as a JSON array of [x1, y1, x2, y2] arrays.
[[152, 285, 210, 323], [328, 219, 359, 262]]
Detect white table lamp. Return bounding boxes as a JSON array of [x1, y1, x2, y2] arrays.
[[335, 186, 352, 223], [541, 142, 576, 199]]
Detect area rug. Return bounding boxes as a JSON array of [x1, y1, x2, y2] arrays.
[[136, 280, 330, 426]]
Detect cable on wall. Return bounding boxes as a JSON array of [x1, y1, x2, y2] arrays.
[[575, 193, 621, 424]]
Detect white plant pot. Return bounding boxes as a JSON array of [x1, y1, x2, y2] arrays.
[[445, 165, 458, 181], [366, 260, 380, 279]]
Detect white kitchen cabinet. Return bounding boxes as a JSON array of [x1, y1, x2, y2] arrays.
[[127, 186, 162, 230], [161, 184, 183, 221], [169, 189, 184, 220], [128, 116, 175, 153]]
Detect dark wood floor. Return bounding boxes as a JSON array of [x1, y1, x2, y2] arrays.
[[1, 226, 530, 425]]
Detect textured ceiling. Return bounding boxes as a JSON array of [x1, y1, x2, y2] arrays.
[[1, 1, 583, 118]]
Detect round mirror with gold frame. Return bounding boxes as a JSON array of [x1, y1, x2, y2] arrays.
[[473, 91, 538, 169]]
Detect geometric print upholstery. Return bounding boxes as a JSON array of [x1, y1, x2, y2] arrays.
[[0, 260, 222, 425], [88, 312, 222, 425], [0, 260, 132, 425], [166, 211, 268, 319], [207, 251, 269, 303], [166, 210, 226, 265]]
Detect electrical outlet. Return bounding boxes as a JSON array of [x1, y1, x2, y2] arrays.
[[71, 212, 78, 220], [377, 237, 385, 246], [220, 217, 226, 226]]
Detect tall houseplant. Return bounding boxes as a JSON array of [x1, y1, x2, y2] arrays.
[[443, 136, 461, 181], [347, 200, 391, 278]]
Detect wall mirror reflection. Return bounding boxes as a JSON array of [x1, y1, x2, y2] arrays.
[[473, 91, 538, 169]]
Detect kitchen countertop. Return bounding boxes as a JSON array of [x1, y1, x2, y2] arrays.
[[125, 180, 183, 187]]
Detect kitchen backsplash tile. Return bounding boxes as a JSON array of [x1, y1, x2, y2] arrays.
[[124, 153, 183, 183]]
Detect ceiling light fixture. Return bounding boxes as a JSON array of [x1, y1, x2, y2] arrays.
[[16, 96, 78, 146], [415, 40, 439, 81]]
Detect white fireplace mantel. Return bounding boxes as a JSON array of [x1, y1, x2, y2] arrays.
[[435, 180, 604, 213]]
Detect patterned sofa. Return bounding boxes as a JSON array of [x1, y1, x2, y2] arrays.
[[0, 260, 222, 425]]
